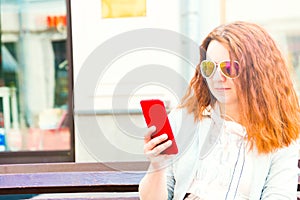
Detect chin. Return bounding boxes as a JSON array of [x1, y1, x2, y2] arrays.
[[214, 96, 227, 104], [215, 97, 237, 106]]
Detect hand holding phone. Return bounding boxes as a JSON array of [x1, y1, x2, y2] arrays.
[[140, 99, 178, 154]]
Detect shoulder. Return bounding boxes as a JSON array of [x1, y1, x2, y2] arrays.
[[254, 142, 299, 199], [270, 141, 299, 162], [248, 141, 299, 177]]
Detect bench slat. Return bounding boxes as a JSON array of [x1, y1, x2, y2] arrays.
[[0, 162, 147, 195], [0, 171, 145, 194]]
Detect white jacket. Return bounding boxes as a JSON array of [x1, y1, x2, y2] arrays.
[[166, 108, 299, 200]]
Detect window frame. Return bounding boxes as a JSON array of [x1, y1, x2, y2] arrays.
[[0, 0, 75, 164]]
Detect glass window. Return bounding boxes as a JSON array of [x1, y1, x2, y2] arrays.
[[0, 0, 74, 163]]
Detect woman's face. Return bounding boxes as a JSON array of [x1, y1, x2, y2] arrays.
[[205, 40, 239, 107]]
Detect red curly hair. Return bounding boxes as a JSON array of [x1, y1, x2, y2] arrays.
[[180, 21, 300, 154]]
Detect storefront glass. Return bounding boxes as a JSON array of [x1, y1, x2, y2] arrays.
[[0, 0, 73, 162]]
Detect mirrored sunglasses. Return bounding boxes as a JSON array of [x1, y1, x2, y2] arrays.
[[200, 60, 240, 79]]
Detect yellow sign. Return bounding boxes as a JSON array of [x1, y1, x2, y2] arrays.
[[102, 0, 147, 18]]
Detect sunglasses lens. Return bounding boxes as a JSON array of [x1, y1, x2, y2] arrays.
[[201, 61, 215, 77], [219, 61, 240, 78]]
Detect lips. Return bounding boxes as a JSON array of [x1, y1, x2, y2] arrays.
[[215, 88, 231, 90]]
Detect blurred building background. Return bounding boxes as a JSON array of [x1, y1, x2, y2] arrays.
[[72, 0, 300, 162], [1, 0, 300, 163]]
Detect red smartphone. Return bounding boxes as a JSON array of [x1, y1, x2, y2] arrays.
[[140, 99, 178, 154]]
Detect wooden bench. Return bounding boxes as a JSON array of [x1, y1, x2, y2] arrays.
[[0, 161, 299, 199], [0, 162, 149, 199]]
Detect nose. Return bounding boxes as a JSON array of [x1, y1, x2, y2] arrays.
[[212, 66, 226, 81]]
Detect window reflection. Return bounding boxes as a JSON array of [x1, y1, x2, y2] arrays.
[[0, 0, 70, 152]]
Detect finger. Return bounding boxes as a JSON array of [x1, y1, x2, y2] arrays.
[[146, 140, 172, 157], [144, 126, 156, 142], [144, 133, 168, 152]]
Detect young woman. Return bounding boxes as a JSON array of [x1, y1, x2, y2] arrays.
[[139, 21, 300, 199]]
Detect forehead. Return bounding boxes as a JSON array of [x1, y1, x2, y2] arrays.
[[206, 40, 230, 62]]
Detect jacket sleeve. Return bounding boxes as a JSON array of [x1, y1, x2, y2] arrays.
[[165, 109, 179, 200], [260, 142, 299, 199], [166, 163, 175, 200]]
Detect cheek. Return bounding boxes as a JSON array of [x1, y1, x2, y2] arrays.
[[230, 81, 238, 93], [206, 79, 214, 90]]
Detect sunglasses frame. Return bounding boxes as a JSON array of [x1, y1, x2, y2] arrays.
[[200, 60, 240, 79]]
